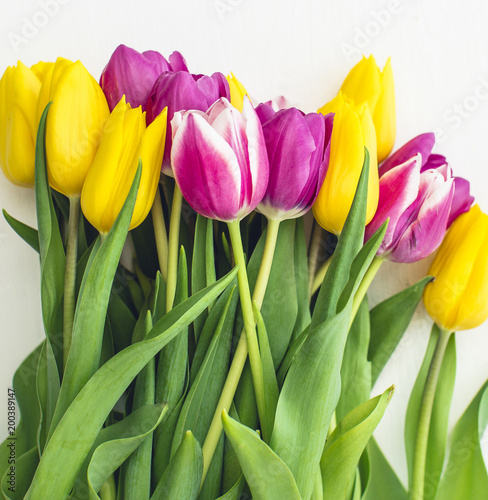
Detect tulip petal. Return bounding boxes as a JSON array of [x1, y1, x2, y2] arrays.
[[448, 176, 474, 227], [171, 113, 242, 221], [255, 102, 277, 124], [168, 51, 189, 72], [390, 178, 454, 263], [365, 155, 421, 254], [380, 132, 435, 176]]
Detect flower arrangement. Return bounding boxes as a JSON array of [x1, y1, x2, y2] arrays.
[[0, 46, 487, 500]]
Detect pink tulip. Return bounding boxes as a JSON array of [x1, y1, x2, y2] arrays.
[[171, 97, 269, 222], [365, 134, 474, 262]]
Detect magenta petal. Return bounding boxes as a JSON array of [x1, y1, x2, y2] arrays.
[[171, 113, 241, 221], [242, 97, 269, 216], [168, 51, 188, 72], [380, 133, 435, 176], [255, 102, 277, 124], [390, 179, 454, 262], [448, 177, 474, 226], [365, 156, 421, 254]]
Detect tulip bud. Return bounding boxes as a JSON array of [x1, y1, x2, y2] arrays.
[[423, 205, 488, 331], [226, 72, 249, 112], [147, 71, 230, 175], [314, 92, 378, 235], [0, 62, 47, 187], [81, 97, 167, 234], [341, 55, 396, 162], [38, 58, 110, 198], [100, 44, 188, 111], [365, 133, 474, 263], [171, 97, 269, 222], [255, 103, 333, 220]]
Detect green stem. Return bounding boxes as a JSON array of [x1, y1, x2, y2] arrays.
[[311, 256, 332, 297], [308, 221, 324, 297], [350, 256, 383, 328], [201, 218, 281, 485], [63, 197, 80, 368], [166, 185, 183, 312], [151, 185, 169, 282], [410, 328, 452, 500], [99, 474, 116, 500]]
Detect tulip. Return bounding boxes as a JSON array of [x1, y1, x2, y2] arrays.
[[255, 103, 333, 220], [227, 72, 249, 112], [314, 92, 378, 235], [365, 133, 474, 263], [171, 97, 269, 222], [423, 205, 488, 331], [147, 70, 230, 175], [340, 55, 396, 162], [0, 62, 48, 187], [37, 57, 110, 198], [81, 97, 167, 234], [100, 44, 188, 111]]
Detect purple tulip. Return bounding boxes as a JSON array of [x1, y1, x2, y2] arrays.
[[254, 103, 333, 220], [171, 97, 269, 222], [365, 134, 474, 263], [99, 44, 188, 111], [146, 71, 230, 175]]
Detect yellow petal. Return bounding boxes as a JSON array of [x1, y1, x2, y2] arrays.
[[340, 55, 382, 114], [0, 62, 42, 187], [131, 107, 167, 230], [227, 73, 248, 112], [424, 205, 488, 331], [314, 93, 379, 234], [374, 58, 396, 162], [45, 60, 109, 197]]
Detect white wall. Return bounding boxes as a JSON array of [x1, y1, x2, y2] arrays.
[[1, 0, 488, 487]]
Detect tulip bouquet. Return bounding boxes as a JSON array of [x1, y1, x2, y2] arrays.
[[1, 46, 487, 500]]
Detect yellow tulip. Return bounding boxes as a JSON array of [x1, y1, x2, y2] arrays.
[[313, 92, 379, 235], [81, 97, 167, 234], [340, 55, 396, 162], [423, 205, 488, 332], [226, 73, 248, 112], [38, 57, 110, 198], [0, 61, 47, 187]]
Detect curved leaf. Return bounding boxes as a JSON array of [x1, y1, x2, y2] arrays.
[[2, 210, 39, 253], [222, 411, 302, 500]]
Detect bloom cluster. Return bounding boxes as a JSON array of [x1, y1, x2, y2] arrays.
[[1, 46, 487, 500]]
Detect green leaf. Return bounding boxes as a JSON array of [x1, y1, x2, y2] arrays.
[[25, 267, 237, 499], [123, 314, 156, 500], [131, 210, 160, 279], [320, 387, 394, 499], [200, 433, 224, 500], [151, 432, 203, 500], [337, 297, 371, 422], [50, 163, 142, 432], [222, 411, 302, 500], [35, 102, 65, 371], [405, 325, 456, 499], [1, 447, 39, 500], [0, 345, 42, 474], [435, 381, 488, 500], [216, 475, 245, 500], [107, 292, 137, 353], [311, 148, 370, 329], [70, 404, 167, 500], [171, 286, 237, 454], [361, 439, 407, 500], [2, 210, 39, 253], [254, 303, 279, 442], [192, 215, 213, 341], [245, 220, 298, 367], [292, 218, 311, 340], [36, 339, 60, 453], [369, 276, 432, 385]]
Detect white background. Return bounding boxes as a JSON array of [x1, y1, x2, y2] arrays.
[[1, 0, 488, 488]]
